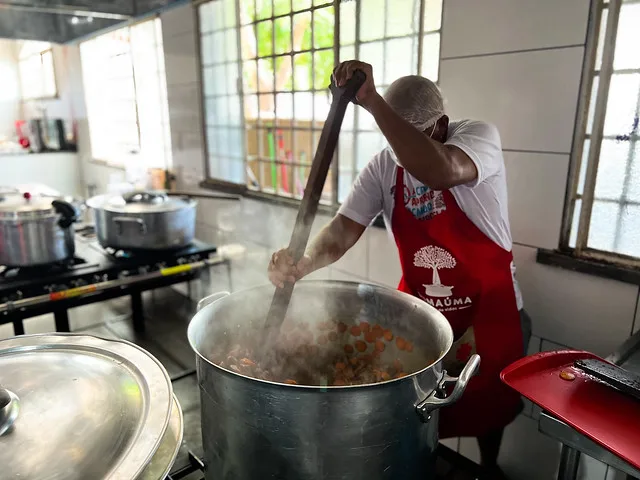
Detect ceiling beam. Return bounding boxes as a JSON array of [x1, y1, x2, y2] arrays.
[[0, 3, 132, 20]]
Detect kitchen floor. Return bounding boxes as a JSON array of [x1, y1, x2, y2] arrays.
[[0, 248, 482, 480]]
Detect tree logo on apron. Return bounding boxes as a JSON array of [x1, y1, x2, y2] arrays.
[[413, 245, 472, 311]]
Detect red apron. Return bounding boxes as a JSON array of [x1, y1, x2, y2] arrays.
[[391, 167, 523, 438]]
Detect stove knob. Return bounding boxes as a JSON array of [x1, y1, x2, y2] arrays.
[[156, 262, 167, 270], [177, 257, 187, 265], [71, 279, 87, 288], [15, 290, 23, 300], [119, 270, 130, 279], [139, 265, 149, 274]]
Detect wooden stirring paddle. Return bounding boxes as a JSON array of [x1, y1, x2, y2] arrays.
[[263, 69, 366, 337]]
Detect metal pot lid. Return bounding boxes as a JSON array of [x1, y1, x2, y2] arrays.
[[0, 192, 56, 219], [87, 191, 195, 214], [0, 333, 174, 480]]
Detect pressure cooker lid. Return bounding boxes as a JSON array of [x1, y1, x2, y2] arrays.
[[90, 191, 194, 214], [0, 334, 174, 480], [0, 192, 56, 219]]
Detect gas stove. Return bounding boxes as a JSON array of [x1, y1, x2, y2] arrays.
[[0, 227, 224, 336]]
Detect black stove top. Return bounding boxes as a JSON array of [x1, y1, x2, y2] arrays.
[[0, 230, 218, 303]]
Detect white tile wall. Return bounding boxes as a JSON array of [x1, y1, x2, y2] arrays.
[[161, 3, 195, 37], [441, 0, 590, 58], [505, 152, 570, 249], [514, 244, 639, 357], [439, 47, 584, 153], [164, 32, 199, 87]]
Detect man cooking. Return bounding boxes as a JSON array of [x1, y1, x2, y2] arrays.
[[267, 60, 531, 478]]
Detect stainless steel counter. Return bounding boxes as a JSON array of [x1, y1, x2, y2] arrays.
[[538, 331, 640, 480]]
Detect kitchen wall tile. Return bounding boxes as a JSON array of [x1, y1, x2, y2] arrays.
[[167, 83, 201, 120], [366, 227, 402, 288], [164, 31, 199, 86], [441, 0, 589, 59], [513, 245, 638, 357], [161, 4, 196, 39], [439, 47, 584, 153], [505, 152, 570, 249], [458, 437, 481, 465], [499, 414, 561, 480], [439, 437, 460, 452]]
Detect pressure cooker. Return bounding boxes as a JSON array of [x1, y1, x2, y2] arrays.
[[0, 191, 78, 267]]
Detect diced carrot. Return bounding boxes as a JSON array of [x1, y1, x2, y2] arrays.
[[349, 357, 358, 365], [393, 359, 403, 372], [240, 358, 256, 367], [359, 321, 371, 333], [405, 341, 414, 353], [337, 322, 348, 333], [361, 354, 373, 363], [328, 331, 338, 342], [285, 379, 298, 385], [380, 371, 391, 381], [373, 327, 384, 339], [344, 344, 354, 354], [394, 372, 407, 379], [364, 331, 376, 343], [335, 362, 346, 371], [333, 379, 346, 386], [383, 330, 394, 341], [350, 325, 362, 337], [396, 337, 407, 350], [354, 340, 367, 352], [375, 341, 385, 353]]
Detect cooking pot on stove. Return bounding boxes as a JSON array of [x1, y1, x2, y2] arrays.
[[188, 281, 480, 480], [0, 191, 78, 267], [87, 190, 197, 251], [0, 333, 183, 479]]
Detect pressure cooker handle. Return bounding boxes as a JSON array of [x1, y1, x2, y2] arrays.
[[197, 291, 230, 312], [113, 216, 147, 235], [415, 354, 481, 423], [52, 200, 78, 229], [123, 191, 168, 204], [0, 385, 19, 436]]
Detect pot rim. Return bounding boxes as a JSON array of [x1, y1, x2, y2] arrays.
[[87, 192, 197, 214], [188, 280, 454, 390]]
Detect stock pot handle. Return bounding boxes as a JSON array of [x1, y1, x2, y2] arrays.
[[0, 385, 19, 436], [113, 216, 147, 235], [415, 354, 481, 423], [197, 291, 230, 312]]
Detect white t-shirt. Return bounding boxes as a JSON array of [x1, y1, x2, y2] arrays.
[[338, 119, 523, 310]]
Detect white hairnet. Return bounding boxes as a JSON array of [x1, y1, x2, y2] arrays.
[[383, 75, 445, 131]]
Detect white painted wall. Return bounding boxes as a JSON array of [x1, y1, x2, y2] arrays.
[[0, 152, 83, 197], [0, 39, 21, 140]]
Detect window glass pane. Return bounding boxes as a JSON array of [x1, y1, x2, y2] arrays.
[[594, 139, 630, 201], [339, 1, 356, 45], [256, 0, 272, 20], [313, 49, 333, 91], [199, 2, 213, 33], [595, 7, 608, 70], [627, 143, 640, 203], [385, 37, 417, 85], [293, 12, 312, 51], [577, 139, 590, 196], [41, 51, 56, 97], [359, 0, 385, 42], [274, 0, 290, 16], [338, 131, 354, 202], [356, 132, 384, 171], [276, 56, 293, 90], [201, 34, 213, 65], [257, 21, 273, 56], [243, 60, 258, 93], [387, 0, 420, 37], [602, 73, 640, 137], [359, 41, 385, 85], [313, 91, 331, 121], [257, 58, 274, 92], [276, 93, 294, 119], [587, 200, 619, 252], [239, 0, 255, 24], [569, 198, 582, 248], [274, 17, 292, 54], [424, 0, 443, 32], [613, 3, 640, 70], [585, 75, 599, 135], [225, 29, 239, 62], [292, 0, 311, 11], [223, 0, 237, 28], [313, 6, 334, 49], [293, 91, 313, 120], [421, 32, 440, 81], [293, 52, 312, 90], [617, 205, 640, 257]]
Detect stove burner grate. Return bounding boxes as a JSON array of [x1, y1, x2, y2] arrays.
[[0, 256, 89, 280]]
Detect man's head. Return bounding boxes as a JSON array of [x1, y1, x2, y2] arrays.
[[383, 75, 448, 142]]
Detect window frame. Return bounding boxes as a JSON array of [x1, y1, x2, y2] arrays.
[[196, 0, 443, 210], [560, 0, 640, 269], [18, 46, 58, 101]]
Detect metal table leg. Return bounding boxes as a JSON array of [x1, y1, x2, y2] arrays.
[[54, 309, 70, 332], [12, 318, 25, 336], [557, 445, 581, 480], [131, 291, 145, 333]]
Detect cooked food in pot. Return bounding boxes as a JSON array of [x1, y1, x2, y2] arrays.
[[207, 319, 433, 387]]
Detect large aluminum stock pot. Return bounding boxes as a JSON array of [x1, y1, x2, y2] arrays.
[[188, 280, 480, 480]]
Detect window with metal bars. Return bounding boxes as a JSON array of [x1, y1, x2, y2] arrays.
[[79, 18, 172, 169], [198, 0, 442, 206], [563, 0, 640, 265], [18, 41, 57, 100]]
